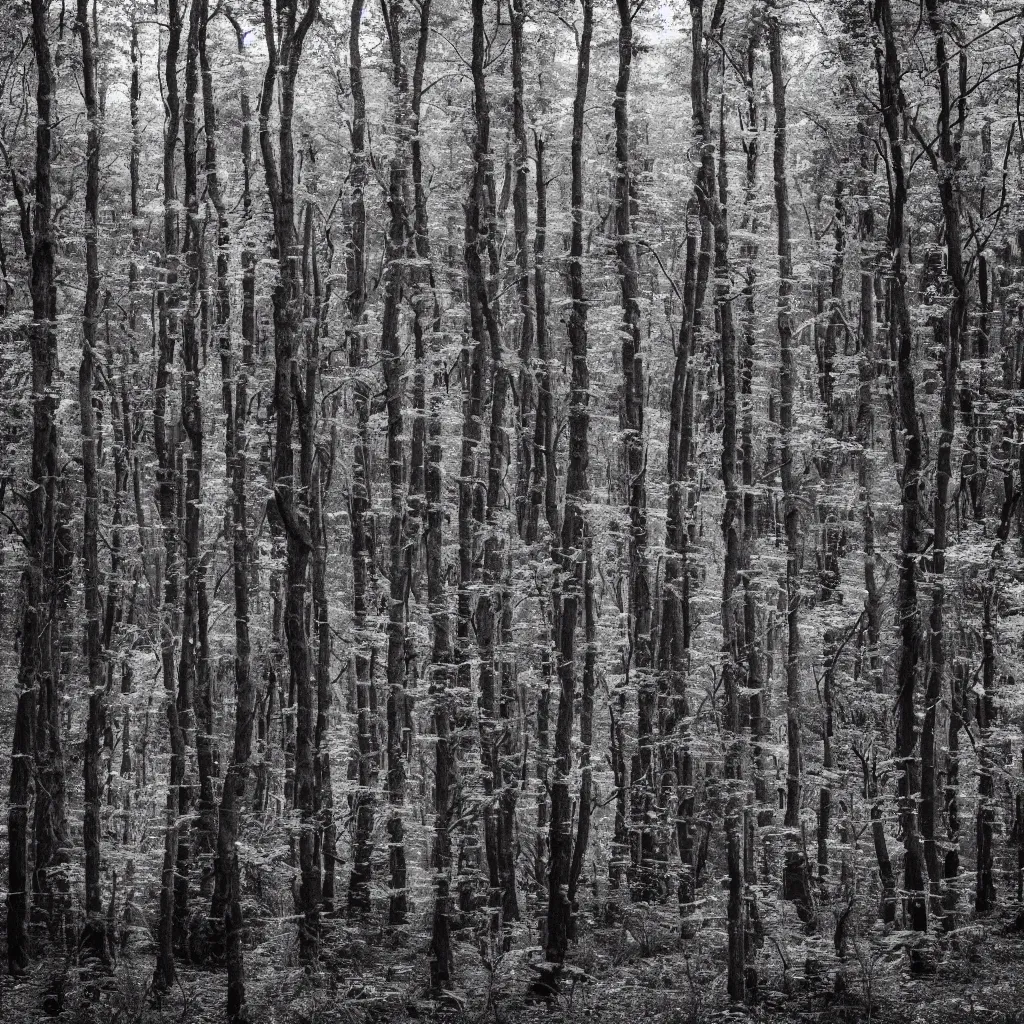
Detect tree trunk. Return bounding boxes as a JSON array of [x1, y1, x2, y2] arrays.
[[259, 0, 321, 959], [153, 0, 187, 989], [770, 12, 811, 931], [660, 2, 715, 918], [207, 8, 254, 1017], [919, 0, 967, 925], [346, 0, 378, 918], [874, 0, 928, 933], [615, 0, 658, 903], [76, 0, 108, 966], [173, 0, 211, 948], [545, 0, 593, 968], [381, 0, 411, 926], [531, 132, 557, 907], [511, 0, 535, 543]]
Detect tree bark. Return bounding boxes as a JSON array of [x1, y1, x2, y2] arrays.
[[917, 0, 967, 925], [380, 0, 411, 927], [769, 11, 811, 932], [153, 0, 187, 989], [659, 0, 715, 918], [207, 8, 254, 1017], [346, 0, 378, 919], [874, 0, 928, 933], [545, 0, 593, 968], [76, 0, 108, 966], [511, 0, 535, 543], [259, 0, 321, 959], [615, 0, 658, 902]]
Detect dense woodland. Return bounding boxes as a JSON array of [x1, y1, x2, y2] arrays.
[[1, 0, 1024, 1020]]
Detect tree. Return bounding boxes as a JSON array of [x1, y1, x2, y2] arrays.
[[2, 1, 1024, 1018]]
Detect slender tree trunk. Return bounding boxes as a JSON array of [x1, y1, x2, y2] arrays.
[[346, 0, 378, 916], [769, 12, 811, 931], [511, 0, 535, 543], [918, 0, 967, 925], [76, 0, 108, 965], [977, 478, 1015, 913], [531, 132, 557, 904], [153, 0, 186, 989], [660, 3, 715, 917], [854, 110, 896, 926], [18, 0, 69, 958], [716, 86, 746, 1005], [259, 0, 322, 959], [381, 0, 411, 926], [545, 0, 593, 968], [874, 0, 928, 933], [460, 0, 518, 935], [173, 0, 211, 948], [739, 10, 767, 831], [421, 0, 456, 969], [614, 0, 657, 902], [206, 8, 254, 1017]]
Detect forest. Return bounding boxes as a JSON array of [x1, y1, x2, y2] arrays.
[[0, 0, 1023, 1020]]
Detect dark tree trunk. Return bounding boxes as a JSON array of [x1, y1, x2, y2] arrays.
[[717, 81, 746, 1005], [259, 0, 322, 960], [739, 10, 767, 830], [615, 0, 657, 902], [23, 0, 70, 954], [207, 9, 255, 1018], [511, 0, 535, 542], [874, 0, 928, 933], [380, 0, 411, 927], [76, 0, 108, 966], [919, 0, 967, 924], [545, 0, 593, 968], [173, 0, 212, 948], [346, 0, 378, 916], [153, 0, 187, 990], [854, 109, 895, 926], [660, 1, 715, 919], [531, 133, 557, 905], [770, 13, 811, 932], [977, 479, 1015, 913]]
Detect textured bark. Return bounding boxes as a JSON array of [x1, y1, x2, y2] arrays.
[[854, 109, 895, 926], [546, 0, 593, 967], [527, 128, 559, 549], [173, 0, 209, 946], [874, 0, 928, 933], [346, 0, 377, 918], [770, 14, 811, 932], [511, 0, 535, 542], [977, 467, 1015, 914], [739, 9, 767, 827], [76, 0, 108, 965], [208, 9, 254, 1017], [917, 0, 967, 922], [301, 197, 337, 917], [259, 0, 321, 959], [462, 0, 517, 935], [380, 0, 411, 926], [717, 80, 746, 1005], [531, 133, 557, 901], [770, 13, 800, 837], [419, 3, 455, 979], [117, 19, 145, 836], [15, 0, 69, 963], [153, 0, 186, 989], [659, 0, 715, 917], [614, 0, 657, 902]]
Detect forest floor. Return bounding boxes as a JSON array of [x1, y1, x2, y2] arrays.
[[1, 906, 1023, 1023]]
